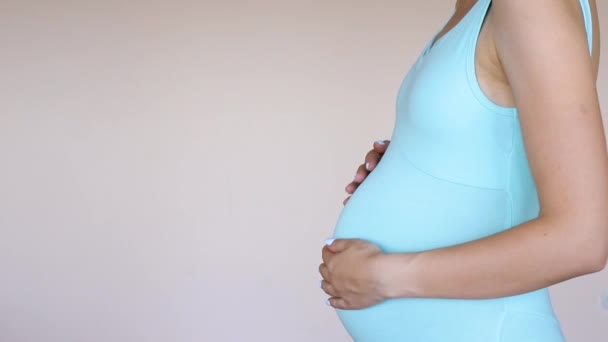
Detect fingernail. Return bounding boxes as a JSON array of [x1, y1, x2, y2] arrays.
[[324, 238, 335, 246], [365, 162, 371, 170], [375, 140, 385, 145], [320, 280, 323, 288], [326, 299, 331, 306], [353, 173, 358, 182]]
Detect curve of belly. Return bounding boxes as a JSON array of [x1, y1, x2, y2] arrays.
[[332, 142, 509, 253], [329, 143, 563, 341]]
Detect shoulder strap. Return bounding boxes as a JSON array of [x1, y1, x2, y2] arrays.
[[578, 0, 594, 55]]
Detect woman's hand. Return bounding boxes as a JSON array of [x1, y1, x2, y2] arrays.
[[344, 140, 390, 205], [318, 238, 398, 310]]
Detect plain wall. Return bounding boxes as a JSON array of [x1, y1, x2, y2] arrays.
[[0, 1, 606, 341]]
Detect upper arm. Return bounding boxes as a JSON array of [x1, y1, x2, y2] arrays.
[[492, 0, 608, 259]]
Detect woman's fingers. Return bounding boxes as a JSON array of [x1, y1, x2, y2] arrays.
[[364, 150, 382, 172], [373, 139, 390, 153], [343, 196, 351, 205], [318, 262, 330, 281], [321, 280, 338, 297], [327, 297, 349, 309], [343, 140, 391, 205], [364, 140, 390, 173], [345, 182, 360, 194], [353, 163, 368, 183]]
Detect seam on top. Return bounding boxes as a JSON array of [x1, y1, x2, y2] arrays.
[[497, 308, 563, 342], [505, 119, 516, 229], [391, 137, 506, 192], [427, 3, 473, 55], [503, 309, 562, 324], [423, 9, 456, 57], [465, 0, 518, 118], [423, 0, 482, 58], [496, 300, 507, 342]]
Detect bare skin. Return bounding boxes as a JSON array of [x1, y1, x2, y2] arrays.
[[322, 0, 608, 310]]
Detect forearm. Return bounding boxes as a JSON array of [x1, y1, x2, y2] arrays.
[[385, 216, 604, 299]]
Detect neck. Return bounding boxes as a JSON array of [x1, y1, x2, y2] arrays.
[[455, 0, 477, 11]]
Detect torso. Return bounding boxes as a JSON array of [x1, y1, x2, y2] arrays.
[[327, 1, 593, 340]]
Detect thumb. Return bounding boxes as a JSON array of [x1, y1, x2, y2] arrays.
[[325, 238, 350, 253]]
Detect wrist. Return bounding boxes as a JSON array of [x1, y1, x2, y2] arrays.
[[378, 252, 424, 300]]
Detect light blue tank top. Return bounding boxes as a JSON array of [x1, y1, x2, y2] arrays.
[[329, 0, 594, 341]]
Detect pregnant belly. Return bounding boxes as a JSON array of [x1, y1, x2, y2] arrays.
[[329, 144, 563, 341], [332, 143, 509, 253]]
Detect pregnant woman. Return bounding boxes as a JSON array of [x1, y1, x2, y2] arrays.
[[318, 0, 608, 341]]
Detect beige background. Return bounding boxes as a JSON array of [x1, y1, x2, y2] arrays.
[[1, 1, 607, 341]]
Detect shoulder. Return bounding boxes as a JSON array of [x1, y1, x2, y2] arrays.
[[488, 0, 596, 106], [490, 0, 598, 57], [490, 0, 591, 44], [487, 0, 599, 80], [491, 0, 589, 15]]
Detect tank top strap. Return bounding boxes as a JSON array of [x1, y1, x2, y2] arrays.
[[468, 0, 492, 48], [578, 0, 594, 55], [463, 0, 517, 116]]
